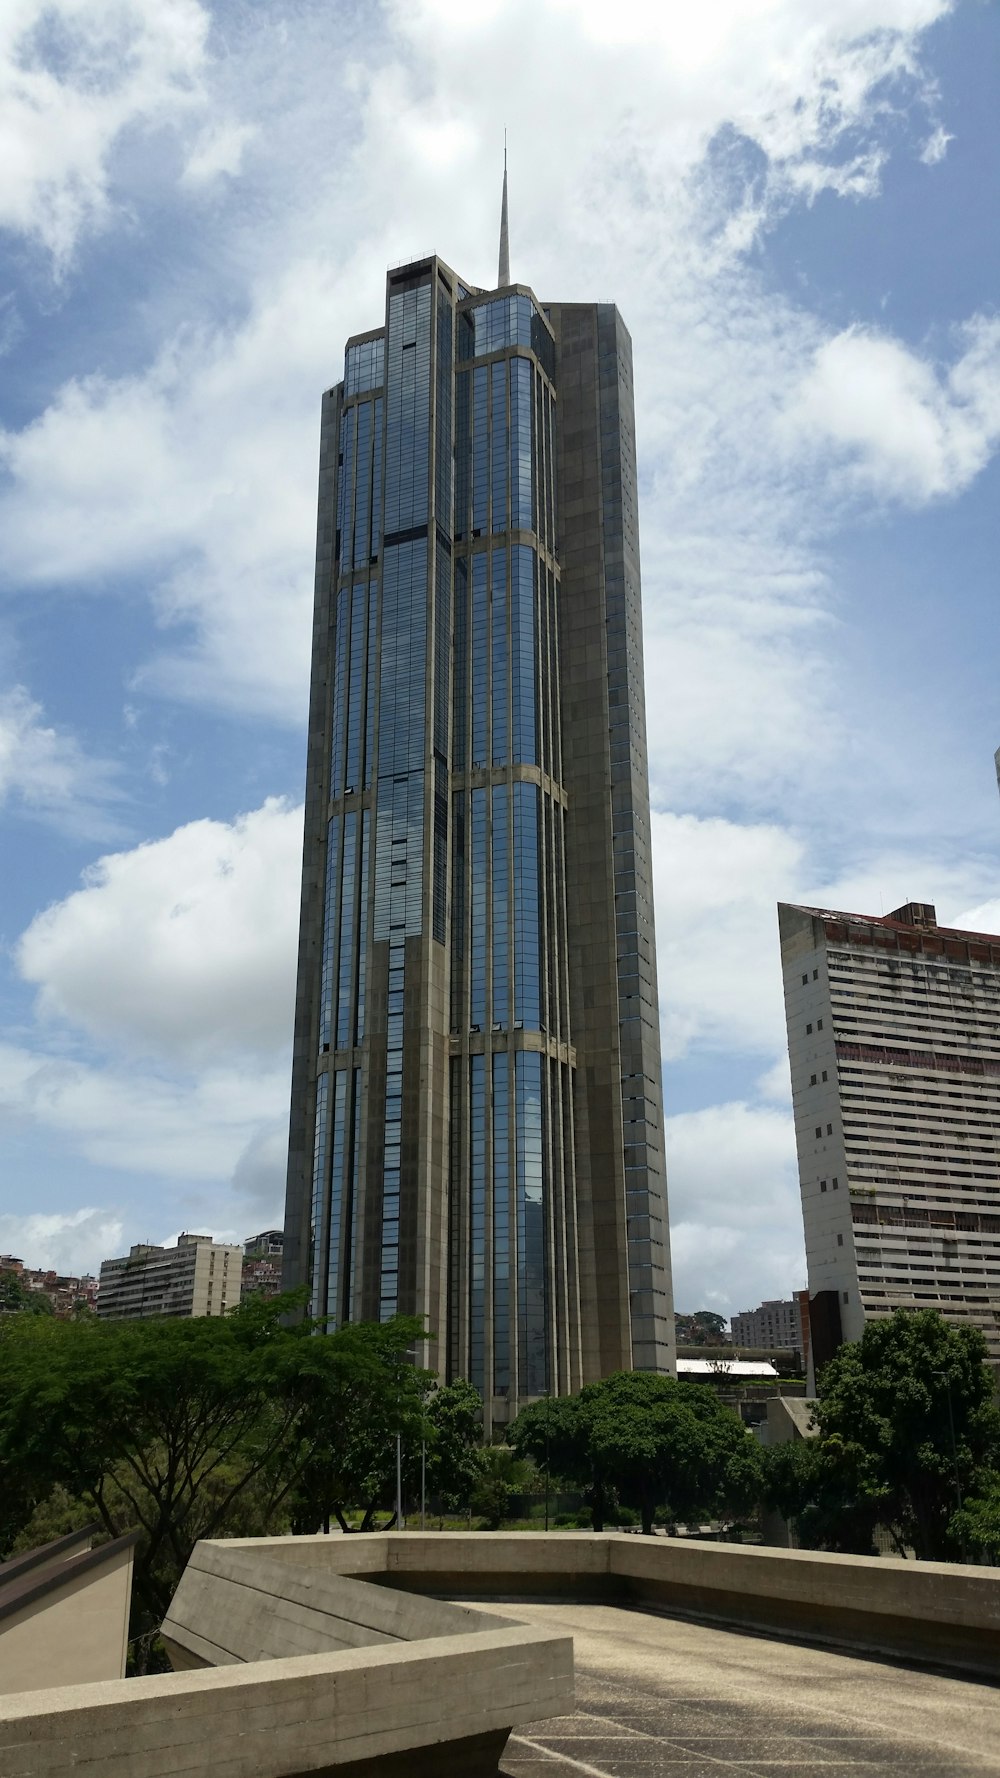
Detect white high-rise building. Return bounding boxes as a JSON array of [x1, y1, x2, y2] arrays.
[[779, 900, 1000, 1370]]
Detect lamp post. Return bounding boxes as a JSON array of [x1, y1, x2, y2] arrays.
[[396, 1431, 404, 1531]]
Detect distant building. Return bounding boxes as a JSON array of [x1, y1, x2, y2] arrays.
[[244, 1229, 284, 1258], [242, 1229, 284, 1300], [0, 1253, 98, 1318], [780, 898, 1000, 1370], [97, 1234, 242, 1321], [731, 1299, 803, 1351]]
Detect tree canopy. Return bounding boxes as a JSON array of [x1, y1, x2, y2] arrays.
[[511, 1370, 762, 1534], [765, 1309, 1000, 1560]]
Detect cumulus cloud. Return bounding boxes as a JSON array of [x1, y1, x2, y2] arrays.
[[0, 1206, 124, 1276], [666, 1100, 805, 1315], [782, 318, 1000, 503], [0, 684, 124, 835], [653, 811, 804, 1060], [17, 797, 302, 1063], [0, 0, 963, 733], [920, 123, 952, 164], [0, 0, 213, 267]]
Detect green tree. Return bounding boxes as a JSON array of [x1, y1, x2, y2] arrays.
[[512, 1373, 762, 1535], [950, 1481, 1000, 1563], [0, 1296, 428, 1659], [420, 1379, 483, 1517], [0, 1273, 54, 1316], [773, 1310, 1000, 1560], [470, 1445, 530, 1529]]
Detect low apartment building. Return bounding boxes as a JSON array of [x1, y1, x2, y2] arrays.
[[97, 1233, 242, 1320]]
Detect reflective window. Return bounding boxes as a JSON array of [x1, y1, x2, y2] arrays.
[[336, 812, 357, 1048], [490, 359, 506, 533], [492, 784, 508, 1027], [470, 790, 487, 1028], [353, 402, 372, 571], [470, 553, 487, 765], [344, 336, 385, 395], [509, 356, 533, 530], [511, 545, 537, 765], [326, 1068, 349, 1320], [513, 783, 541, 1029], [435, 292, 453, 525], [308, 1070, 329, 1317], [469, 1054, 485, 1392], [491, 545, 507, 764], [516, 1051, 548, 1395], [355, 811, 370, 1042], [493, 1053, 510, 1391], [319, 818, 341, 1050], [472, 366, 488, 534], [384, 283, 431, 533], [452, 556, 468, 770]]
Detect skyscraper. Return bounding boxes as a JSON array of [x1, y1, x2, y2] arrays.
[[285, 214, 674, 1422], [780, 899, 1000, 1372]]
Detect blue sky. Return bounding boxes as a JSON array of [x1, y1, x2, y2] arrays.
[[1, 0, 998, 1317]]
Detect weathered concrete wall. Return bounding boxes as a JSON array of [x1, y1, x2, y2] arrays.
[[316, 1531, 1000, 1679], [163, 1541, 507, 1668], [0, 1625, 573, 1778]]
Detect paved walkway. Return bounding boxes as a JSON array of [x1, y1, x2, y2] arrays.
[[473, 1600, 1000, 1777]]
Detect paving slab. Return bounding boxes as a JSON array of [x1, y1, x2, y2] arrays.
[[472, 1599, 1000, 1777]]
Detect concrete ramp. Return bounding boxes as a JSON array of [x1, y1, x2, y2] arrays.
[[162, 1540, 508, 1668]]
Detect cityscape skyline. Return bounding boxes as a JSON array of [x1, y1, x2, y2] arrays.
[[0, 4, 998, 1322]]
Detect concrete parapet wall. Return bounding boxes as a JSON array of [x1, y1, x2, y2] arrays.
[[0, 1624, 573, 1777], [321, 1531, 999, 1679]]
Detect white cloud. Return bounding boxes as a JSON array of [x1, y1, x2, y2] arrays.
[[182, 120, 256, 187], [0, 0, 963, 732], [920, 123, 952, 164], [0, 684, 123, 835], [0, 0, 212, 267], [0, 1206, 123, 1276], [17, 797, 301, 1063], [666, 1100, 805, 1315], [782, 318, 1000, 503], [0, 1040, 289, 1185], [653, 811, 804, 1060]]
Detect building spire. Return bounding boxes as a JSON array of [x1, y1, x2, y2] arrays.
[[498, 133, 510, 288]]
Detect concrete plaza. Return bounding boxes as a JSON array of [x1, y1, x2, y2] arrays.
[[491, 1600, 1000, 1777]]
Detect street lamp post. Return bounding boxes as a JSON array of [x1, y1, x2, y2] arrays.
[[396, 1431, 404, 1531]]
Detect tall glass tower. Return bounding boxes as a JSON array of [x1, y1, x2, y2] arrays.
[[284, 233, 675, 1422]]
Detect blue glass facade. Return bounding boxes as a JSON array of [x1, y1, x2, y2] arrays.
[[286, 254, 674, 1421]]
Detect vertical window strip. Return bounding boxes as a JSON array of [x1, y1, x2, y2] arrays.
[[370, 397, 383, 561], [355, 810, 370, 1043], [433, 754, 448, 946], [472, 366, 488, 533], [353, 402, 372, 570], [490, 358, 506, 534], [450, 793, 466, 1031], [326, 1068, 349, 1321], [434, 537, 451, 760], [452, 557, 467, 770], [471, 553, 487, 765], [470, 789, 487, 1029], [364, 581, 377, 788], [345, 582, 366, 791], [491, 545, 508, 765], [516, 1051, 548, 1396], [511, 545, 536, 765], [384, 285, 431, 534], [309, 1070, 329, 1319], [455, 369, 470, 540], [336, 812, 357, 1049], [513, 783, 541, 1030], [491, 783, 509, 1027], [330, 585, 349, 794], [319, 817, 342, 1050], [493, 1052, 510, 1393], [338, 406, 356, 567], [469, 1054, 485, 1393], [447, 1055, 462, 1378], [435, 292, 453, 526], [510, 357, 533, 530]]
